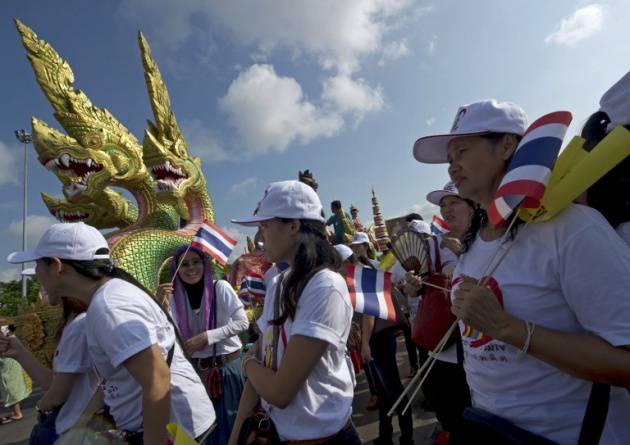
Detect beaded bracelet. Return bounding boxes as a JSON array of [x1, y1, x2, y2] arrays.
[[241, 354, 260, 377], [516, 320, 535, 363]]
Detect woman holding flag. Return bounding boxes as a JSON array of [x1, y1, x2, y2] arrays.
[[8, 222, 216, 445], [157, 242, 248, 445], [413, 99, 630, 443], [228, 180, 361, 445]]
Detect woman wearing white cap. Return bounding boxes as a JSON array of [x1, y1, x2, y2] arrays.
[[405, 181, 475, 443], [580, 69, 630, 245], [0, 271, 100, 444], [229, 180, 361, 444], [413, 99, 630, 443], [7, 222, 215, 445]]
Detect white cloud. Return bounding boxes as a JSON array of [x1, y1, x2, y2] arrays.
[[222, 226, 252, 263], [321, 74, 385, 127], [6, 214, 57, 247], [408, 202, 439, 222], [0, 268, 20, 282], [426, 116, 437, 126], [219, 64, 344, 155], [118, 0, 415, 75], [544, 4, 605, 47], [378, 39, 411, 66], [228, 177, 258, 198], [428, 34, 437, 56], [180, 119, 229, 163], [0, 141, 20, 186]]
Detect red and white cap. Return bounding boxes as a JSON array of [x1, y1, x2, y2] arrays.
[[413, 99, 528, 164], [426, 181, 460, 206]]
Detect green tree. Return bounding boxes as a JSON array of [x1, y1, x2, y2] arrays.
[[0, 278, 41, 317]]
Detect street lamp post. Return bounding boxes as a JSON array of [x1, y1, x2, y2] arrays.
[[15, 129, 32, 300]]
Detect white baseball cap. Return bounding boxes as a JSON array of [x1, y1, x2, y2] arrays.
[[7, 222, 110, 263], [231, 180, 325, 227], [413, 99, 528, 164], [426, 181, 461, 206], [334, 244, 353, 260], [408, 220, 431, 235], [599, 69, 630, 132], [349, 232, 370, 245]]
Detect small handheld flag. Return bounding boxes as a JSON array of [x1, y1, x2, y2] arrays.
[[488, 111, 572, 228], [346, 265, 396, 322], [191, 219, 237, 266], [430, 215, 450, 235], [239, 274, 266, 307]]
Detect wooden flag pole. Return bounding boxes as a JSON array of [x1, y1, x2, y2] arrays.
[[170, 244, 194, 285]]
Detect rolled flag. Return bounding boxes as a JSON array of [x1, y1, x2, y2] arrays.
[[239, 274, 266, 307], [488, 111, 573, 228], [166, 422, 198, 445], [430, 215, 450, 235], [346, 265, 396, 322], [190, 219, 237, 266]]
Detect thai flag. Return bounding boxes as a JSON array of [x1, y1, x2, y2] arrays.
[[488, 111, 572, 228], [190, 219, 237, 266], [430, 215, 450, 235], [238, 281, 252, 308], [346, 265, 396, 322], [243, 274, 266, 298]]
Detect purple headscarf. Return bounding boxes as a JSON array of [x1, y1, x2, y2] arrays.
[[171, 245, 215, 340]]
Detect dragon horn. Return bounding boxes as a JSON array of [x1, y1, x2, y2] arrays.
[[138, 31, 183, 145], [15, 19, 140, 151]]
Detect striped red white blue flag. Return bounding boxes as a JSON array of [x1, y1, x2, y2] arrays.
[[239, 274, 266, 308], [430, 215, 450, 235], [191, 219, 237, 266], [346, 265, 396, 322], [488, 111, 573, 228]]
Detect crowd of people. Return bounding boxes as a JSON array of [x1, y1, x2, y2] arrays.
[[1, 68, 630, 445]]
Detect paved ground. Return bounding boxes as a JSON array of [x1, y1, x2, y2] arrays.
[[2, 336, 436, 444]]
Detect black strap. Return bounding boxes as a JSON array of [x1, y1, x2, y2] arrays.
[[166, 344, 175, 367], [578, 382, 610, 445], [271, 273, 285, 371]]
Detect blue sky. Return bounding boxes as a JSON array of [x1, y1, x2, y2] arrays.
[[1, 0, 629, 281]]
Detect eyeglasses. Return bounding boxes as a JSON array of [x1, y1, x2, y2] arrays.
[[179, 259, 203, 269]]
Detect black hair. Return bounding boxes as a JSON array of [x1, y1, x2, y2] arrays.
[[272, 218, 341, 325], [331, 200, 342, 210], [581, 111, 630, 228], [405, 213, 422, 222], [49, 250, 189, 354], [56, 297, 88, 341]]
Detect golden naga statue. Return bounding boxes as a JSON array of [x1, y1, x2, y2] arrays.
[[12, 19, 233, 361]]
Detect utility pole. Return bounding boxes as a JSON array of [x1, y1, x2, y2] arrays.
[[14, 129, 32, 300]]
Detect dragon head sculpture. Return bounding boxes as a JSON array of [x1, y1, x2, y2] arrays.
[[137, 32, 214, 224], [17, 20, 152, 205], [42, 188, 138, 230]]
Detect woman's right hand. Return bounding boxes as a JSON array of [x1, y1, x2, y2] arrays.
[[361, 342, 373, 363], [156, 283, 174, 306], [404, 270, 423, 297], [0, 335, 26, 359]]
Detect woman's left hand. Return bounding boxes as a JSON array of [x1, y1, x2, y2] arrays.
[[184, 333, 208, 357], [451, 274, 511, 339]]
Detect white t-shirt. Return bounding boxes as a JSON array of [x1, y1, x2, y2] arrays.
[[256, 269, 354, 441], [169, 280, 247, 357], [86, 279, 215, 437], [453, 205, 630, 444], [616, 221, 630, 245], [53, 313, 101, 434]]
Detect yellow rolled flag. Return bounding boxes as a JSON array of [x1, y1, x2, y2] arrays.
[[378, 251, 397, 271], [524, 126, 630, 222], [166, 422, 198, 445]]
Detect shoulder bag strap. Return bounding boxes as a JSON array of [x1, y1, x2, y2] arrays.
[[578, 382, 610, 444], [212, 282, 218, 362], [432, 235, 443, 273], [271, 273, 285, 371]]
